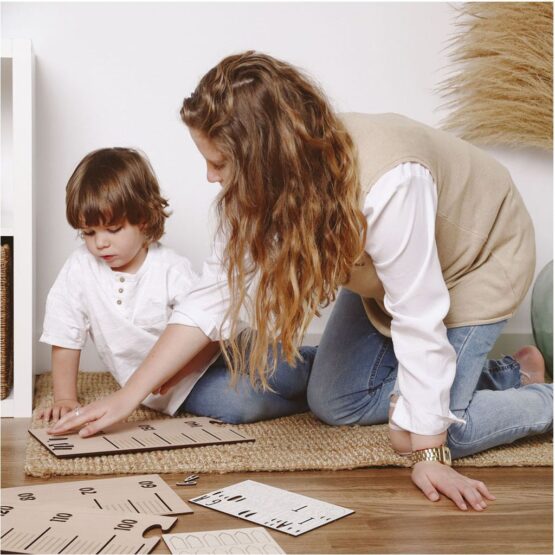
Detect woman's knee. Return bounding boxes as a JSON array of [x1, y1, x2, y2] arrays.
[[307, 385, 360, 426], [307, 394, 337, 425], [213, 401, 269, 424]]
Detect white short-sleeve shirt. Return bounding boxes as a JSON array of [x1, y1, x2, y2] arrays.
[[40, 242, 215, 415]]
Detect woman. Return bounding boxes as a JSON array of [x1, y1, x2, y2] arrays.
[[51, 51, 552, 511]]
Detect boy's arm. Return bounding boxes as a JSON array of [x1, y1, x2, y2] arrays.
[[37, 346, 81, 422], [48, 324, 210, 436]]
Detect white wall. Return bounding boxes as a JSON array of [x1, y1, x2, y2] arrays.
[[2, 2, 552, 372]]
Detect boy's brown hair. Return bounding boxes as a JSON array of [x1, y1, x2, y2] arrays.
[[66, 148, 170, 243]]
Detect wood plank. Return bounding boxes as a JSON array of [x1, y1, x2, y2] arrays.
[[2, 418, 552, 553]]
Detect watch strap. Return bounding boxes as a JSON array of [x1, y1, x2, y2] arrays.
[[411, 445, 452, 466]]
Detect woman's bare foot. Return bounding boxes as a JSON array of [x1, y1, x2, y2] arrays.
[[513, 345, 546, 385]]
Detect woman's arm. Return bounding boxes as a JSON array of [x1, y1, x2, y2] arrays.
[[49, 324, 210, 437], [152, 340, 221, 395], [365, 162, 494, 510]]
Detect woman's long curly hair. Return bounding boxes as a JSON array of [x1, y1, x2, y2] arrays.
[[181, 51, 366, 388]]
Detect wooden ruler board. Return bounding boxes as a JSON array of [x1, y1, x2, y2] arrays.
[[0, 505, 176, 554], [190, 480, 354, 537], [163, 527, 285, 554], [1, 474, 192, 516], [29, 417, 254, 458]]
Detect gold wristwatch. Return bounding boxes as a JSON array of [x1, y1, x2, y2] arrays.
[[411, 445, 452, 466]]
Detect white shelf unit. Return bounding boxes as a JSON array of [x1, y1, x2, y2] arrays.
[[1, 39, 35, 417]]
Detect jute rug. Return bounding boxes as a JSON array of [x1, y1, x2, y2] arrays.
[[26, 373, 553, 478]]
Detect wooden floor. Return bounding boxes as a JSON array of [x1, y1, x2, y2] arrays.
[[2, 418, 553, 554]]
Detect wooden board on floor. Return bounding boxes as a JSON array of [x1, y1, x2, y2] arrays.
[[29, 417, 254, 458], [0, 506, 176, 554], [2, 474, 192, 515], [4, 418, 553, 554]]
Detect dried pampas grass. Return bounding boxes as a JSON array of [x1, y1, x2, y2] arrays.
[[438, 2, 553, 150]]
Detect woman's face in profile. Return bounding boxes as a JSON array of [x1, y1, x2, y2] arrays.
[[189, 127, 230, 187]]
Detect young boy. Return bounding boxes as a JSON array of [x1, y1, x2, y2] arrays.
[[38, 147, 219, 420]]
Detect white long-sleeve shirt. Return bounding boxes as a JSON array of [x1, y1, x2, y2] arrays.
[[363, 163, 464, 435], [170, 162, 465, 435]]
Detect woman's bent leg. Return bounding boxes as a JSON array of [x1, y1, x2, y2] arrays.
[[307, 289, 396, 426], [180, 346, 316, 424], [477, 356, 522, 390], [446, 322, 553, 458]]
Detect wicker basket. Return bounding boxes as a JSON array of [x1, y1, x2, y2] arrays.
[[1, 243, 13, 399]]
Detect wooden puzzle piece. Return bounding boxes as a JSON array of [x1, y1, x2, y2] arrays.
[[29, 417, 254, 458], [0, 505, 176, 554], [163, 526, 285, 554], [190, 480, 353, 536], [1, 474, 192, 516]]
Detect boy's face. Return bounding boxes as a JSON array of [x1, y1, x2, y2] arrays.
[[81, 220, 147, 273]]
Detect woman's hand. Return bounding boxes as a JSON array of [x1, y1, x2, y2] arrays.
[[411, 461, 495, 511], [37, 399, 80, 423], [47, 388, 139, 438]]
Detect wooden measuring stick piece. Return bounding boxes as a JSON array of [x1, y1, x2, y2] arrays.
[[0, 505, 176, 554], [30, 417, 254, 458], [1, 474, 192, 516]]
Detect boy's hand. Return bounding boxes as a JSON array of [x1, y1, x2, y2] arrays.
[[411, 461, 495, 511], [37, 399, 80, 423], [46, 388, 140, 438]]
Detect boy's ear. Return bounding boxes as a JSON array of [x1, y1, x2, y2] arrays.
[[139, 222, 151, 244]]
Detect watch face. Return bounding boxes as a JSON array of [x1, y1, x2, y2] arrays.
[[441, 446, 452, 465]]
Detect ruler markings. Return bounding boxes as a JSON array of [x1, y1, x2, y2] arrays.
[[154, 492, 172, 512], [141, 499, 157, 514], [41, 533, 57, 550], [135, 543, 146, 554], [58, 535, 79, 554], [1, 527, 14, 539], [96, 534, 116, 554], [227, 429, 247, 439], [83, 539, 97, 553], [24, 526, 51, 549], [202, 429, 222, 441], [180, 432, 197, 443], [102, 436, 120, 449], [11, 530, 27, 547], [152, 432, 172, 445]]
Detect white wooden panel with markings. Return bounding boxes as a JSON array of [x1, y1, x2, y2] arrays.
[[190, 480, 354, 536], [163, 526, 285, 554], [29, 417, 254, 458], [1, 475, 192, 516]]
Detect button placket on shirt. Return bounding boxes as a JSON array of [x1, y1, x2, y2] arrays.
[[116, 276, 125, 306]]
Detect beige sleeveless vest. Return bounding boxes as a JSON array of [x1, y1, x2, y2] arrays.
[[340, 113, 536, 337]]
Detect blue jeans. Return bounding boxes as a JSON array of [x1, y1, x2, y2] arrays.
[[180, 345, 316, 424], [180, 289, 552, 458], [307, 289, 553, 458]]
